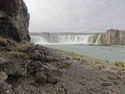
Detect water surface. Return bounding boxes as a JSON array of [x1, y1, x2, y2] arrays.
[[44, 45, 125, 63]]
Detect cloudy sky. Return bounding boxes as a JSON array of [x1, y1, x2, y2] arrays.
[[24, 0, 125, 33]]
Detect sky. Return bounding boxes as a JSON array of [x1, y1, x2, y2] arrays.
[[24, 0, 125, 33]]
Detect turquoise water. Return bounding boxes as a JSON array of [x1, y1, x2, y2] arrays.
[[44, 45, 125, 63]]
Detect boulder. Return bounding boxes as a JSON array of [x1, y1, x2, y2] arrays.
[[25, 45, 55, 61], [26, 60, 63, 85], [0, 61, 27, 76]]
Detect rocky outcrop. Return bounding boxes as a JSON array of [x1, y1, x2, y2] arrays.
[[104, 29, 125, 45], [93, 29, 125, 45], [0, 44, 66, 94], [0, 0, 30, 42]]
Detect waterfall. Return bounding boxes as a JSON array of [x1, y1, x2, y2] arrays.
[[30, 32, 102, 45], [95, 34, 102, 44], [58, 34, 93, 44], [31, 36, 48, 44]]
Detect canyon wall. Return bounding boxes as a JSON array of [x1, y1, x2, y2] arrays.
[[0, 0, 30, 42], [99, 29, 125, 45]]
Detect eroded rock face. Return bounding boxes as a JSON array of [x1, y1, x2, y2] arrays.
[[105, 29, 125, 45], [0, 0, 30, 42], [94, 29, 125, 45]]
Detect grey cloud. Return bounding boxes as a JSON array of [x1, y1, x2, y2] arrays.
[[24, 0, 125, 32]]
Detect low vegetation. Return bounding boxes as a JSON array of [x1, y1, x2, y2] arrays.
[[114, 61, 125, 72]]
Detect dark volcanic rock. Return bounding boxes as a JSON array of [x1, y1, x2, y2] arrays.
[[25, 44, 62, 62], [0, 61, 27, 76], [0, 0, 30, 42], [26, 60, 63, 85]]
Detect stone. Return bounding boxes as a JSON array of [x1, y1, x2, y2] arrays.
[[26, 60, 63, 85], [26, 61, 43, 75], [25, 45, 54, 61], [35, 71, 47, 85], [92, 29, 125, 45], [0, 61, 26, 76], [101, 82, 112, 87], [43, 64, 63, 84], [0, 71, 8, 84], [0, 0, 30, 42], [101, 29, 125, 45], [0, 57, 6, 62]]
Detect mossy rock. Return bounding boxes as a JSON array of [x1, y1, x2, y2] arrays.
[[52, 62, 71, 69], [6, 51, 30, 60], [16, 40, 31, 52], [60, 62, 71, 69], [114, 61, 125, 72], [114, 61, 124, 68]]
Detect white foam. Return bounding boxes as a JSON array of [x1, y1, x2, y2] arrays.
[[31, 33, 102, 45]]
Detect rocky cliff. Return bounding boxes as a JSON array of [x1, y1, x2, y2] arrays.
[[104, 29, 125, 45], [0, 0, 30, 42], [93, 29, 125, 45]]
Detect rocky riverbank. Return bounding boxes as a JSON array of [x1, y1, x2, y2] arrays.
[[0, 41, 125, 94]]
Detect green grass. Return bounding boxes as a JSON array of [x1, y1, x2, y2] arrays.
[[58, 49, 108, 64], [114, 61, 125, 72], [58, 49, 125, 72], [16, 40, 31, 52], [114, 61, 124, 67]]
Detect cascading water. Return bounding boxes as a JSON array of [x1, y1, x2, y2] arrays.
[[95, 34, 102, 44], [31, 36, 48, 44], [58, 34, 93, 44], [30, 33, 102, 45]]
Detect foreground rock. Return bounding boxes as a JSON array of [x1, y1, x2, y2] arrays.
[[0, 44, 65, 94], [0, 44, 125, 94], [0, 0, 30, 42]]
